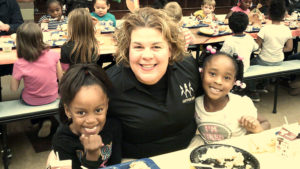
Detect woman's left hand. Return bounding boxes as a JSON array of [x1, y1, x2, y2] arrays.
[[239, 115, 263, 133]]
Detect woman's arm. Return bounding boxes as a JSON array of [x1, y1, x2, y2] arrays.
[[10, 77, 20, 92]]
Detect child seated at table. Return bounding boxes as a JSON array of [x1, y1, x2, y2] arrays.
[[195, 50, 270, 143], [163, 2, 195, 51], [91, 0, 116, 28], [248, 0, 293, 101], [193, 0, 217, 22], [221, 12, 259, 72], [225, 0, 252, 22], [52, 64, 121, 168], [60, 8, 99, 67], [39, 0, 68, 30], [10, 22, 63, 137]]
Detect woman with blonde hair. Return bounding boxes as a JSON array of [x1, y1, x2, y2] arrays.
[[106, 7, 203, 158], [60, 8, 99, 66]]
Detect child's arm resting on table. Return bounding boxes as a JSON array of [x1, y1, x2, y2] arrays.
[[239, 114, 270, 133]]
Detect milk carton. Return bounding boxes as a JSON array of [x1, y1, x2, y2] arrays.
[[276, 124, 300, 159]]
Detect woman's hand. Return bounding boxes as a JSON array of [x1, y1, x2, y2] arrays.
[[80, 134, 104, 161], [239, 115, 263, 133]]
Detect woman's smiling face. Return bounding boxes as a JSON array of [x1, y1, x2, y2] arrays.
[[129, 27, 171, 85]]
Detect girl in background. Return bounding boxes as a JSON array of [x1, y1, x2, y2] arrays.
[[60, 8, 99, 67], [91, 0, 116, 27], [195, 50, 270, 143], [52, 64, 121, 169], [39, 0, 68, 30], [10, 22, 63, 137], [225, 0, 252, 21]]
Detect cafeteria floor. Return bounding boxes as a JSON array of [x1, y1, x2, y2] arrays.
[[1, 70, 300, 169]]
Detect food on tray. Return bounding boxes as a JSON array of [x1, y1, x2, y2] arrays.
[[198, 146, 245, 168], [129, 161, 151, 169], [198, 27, 214, 35]]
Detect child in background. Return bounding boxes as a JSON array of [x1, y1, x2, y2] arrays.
[[221, 12, 259, 72], [10, 22, 63, 137], [256, 0, 293, 64], [52, 64, 121, 168], [39, 0, 68, 30], [91, 0, 116, 27], [164, 2, 195, 51], [225, 0, 252, 20], [248, 0, 293, 101], [60, 8, 99, 66], [193, 0, 217, 21], [195, 50, 270, 143]]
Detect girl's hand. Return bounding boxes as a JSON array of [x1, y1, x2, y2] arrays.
[[80, 134, 104, 161], [41, 19, 50, 23], [239, 116, 263, 133], [91, 17, 99, 26]]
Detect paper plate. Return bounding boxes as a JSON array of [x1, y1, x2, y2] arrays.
[[190, 144, 260, 169]]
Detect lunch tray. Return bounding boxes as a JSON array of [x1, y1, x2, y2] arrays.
[[183, 23, 209, 28], [245, 27, 260, 33], [0, 40, 16, 50], [190, 144, 260, 169], [197, 30, 232, 37], [103, 158, 160, 169]]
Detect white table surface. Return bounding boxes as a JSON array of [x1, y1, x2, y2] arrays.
[[151, 123, 300, 169]]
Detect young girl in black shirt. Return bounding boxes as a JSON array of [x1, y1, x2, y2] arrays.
[[52, 64, 121, 169]]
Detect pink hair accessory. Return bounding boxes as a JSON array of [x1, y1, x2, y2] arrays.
[[237, 55, 244, 61], [199, 68, 203, 73], [206, 45, 212, 51], [241, 83, 247, 89], [210, 48, 216, 54], [235, 80, 246, 89], [235, 80, 241, 86]]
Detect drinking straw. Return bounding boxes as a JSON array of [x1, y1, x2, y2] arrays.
[[284, 116, 289, 125]]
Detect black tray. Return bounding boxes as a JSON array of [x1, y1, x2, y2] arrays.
[[190, 144, 260, 169]]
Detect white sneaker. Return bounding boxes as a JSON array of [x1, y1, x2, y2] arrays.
[[38, 120, 52, 138]]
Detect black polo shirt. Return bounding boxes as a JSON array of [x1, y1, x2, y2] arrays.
[[106, 55, 202, 158]]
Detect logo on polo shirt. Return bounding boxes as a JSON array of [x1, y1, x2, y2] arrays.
[[179, 81, 195, 103]]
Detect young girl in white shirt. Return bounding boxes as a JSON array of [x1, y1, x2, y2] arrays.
[[195, 48, 270, 143]]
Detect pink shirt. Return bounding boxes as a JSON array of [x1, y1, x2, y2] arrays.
[[231, 6, 250, 15], [12, 50, 60, 105]]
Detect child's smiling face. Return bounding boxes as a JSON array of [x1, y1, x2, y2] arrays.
[[201, 4, 215, 15], [94, 0, 110, 17], [240, 0, 252, 10], [65, 84, 109, 136], [202, 55, 236, 101], [47, 2, 62, 20]]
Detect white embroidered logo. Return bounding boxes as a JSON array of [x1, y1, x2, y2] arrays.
[[180, 82, 194, 98], [179, 82, 195, 103]]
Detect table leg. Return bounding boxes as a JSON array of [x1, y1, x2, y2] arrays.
[[0, 124, 10, 169], [272, 78, 279, 114]]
